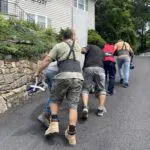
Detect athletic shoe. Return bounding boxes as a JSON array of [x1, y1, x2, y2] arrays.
[[96, 108, 104, 117], [96, 106, 107, 117], [65, 129, 76, 146], [81, 107, 88, 120], [45, 121, 59, 136], [122, 83, 129, 88]]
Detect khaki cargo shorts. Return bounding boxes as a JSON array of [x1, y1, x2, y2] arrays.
[[50, 78, 83, 110]]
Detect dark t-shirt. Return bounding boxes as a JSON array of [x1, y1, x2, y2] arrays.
[[83, 45, 104, 68]]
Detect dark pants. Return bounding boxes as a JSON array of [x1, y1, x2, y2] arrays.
[[104, 61, 116, 94]]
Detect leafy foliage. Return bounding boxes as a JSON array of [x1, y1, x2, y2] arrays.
[[88, 30, 106, 48], [0, 16, 58, 59], [131, 0, 150, 50], [95, 0, 137, 51], [95, 0, 150, 52]]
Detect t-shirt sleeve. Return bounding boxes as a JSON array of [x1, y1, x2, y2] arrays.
[[47, 44, 58, 61]]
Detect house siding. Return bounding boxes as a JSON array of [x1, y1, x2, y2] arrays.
[[88, 0, 95, 29], [18, 0, 73, 31], [6, 0, 95, 31]]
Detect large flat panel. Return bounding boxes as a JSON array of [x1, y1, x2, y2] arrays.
[[73, 7, 88, 67], [73, 7, 88, 47]]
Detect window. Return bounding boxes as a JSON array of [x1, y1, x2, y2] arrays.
[[27, 13, 35, 23], [26, 13, 51, 28], [78, 0, 84, 10], [37, 15, 46, 28], [0, 0, 8, 14], [74, 0, 88, 11]]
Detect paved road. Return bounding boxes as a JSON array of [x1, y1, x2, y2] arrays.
[[0, 57, 150, 150]]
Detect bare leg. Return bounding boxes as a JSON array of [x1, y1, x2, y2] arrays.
[[82, 93, 89, 107], [98, 95, 106, 108], [69, 108, 77, 126]]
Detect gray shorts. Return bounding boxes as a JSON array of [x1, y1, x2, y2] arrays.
[[82, 67, 106, 95], [50, 78, 83, 110]]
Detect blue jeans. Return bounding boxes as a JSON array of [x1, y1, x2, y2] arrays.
[[104, 61, 116, 94], [117, 57, 130, 84], [43, 70, 58, 114]]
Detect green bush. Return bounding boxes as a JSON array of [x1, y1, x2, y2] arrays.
[[8, 18, 41, 31], [88, 29, 106, 48], [37, 27, 58, 47], [0, 15, 9, 28], [0, 15, 58, 59]]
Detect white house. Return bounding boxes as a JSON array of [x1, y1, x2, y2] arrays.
[[0, 0, 97, 46]]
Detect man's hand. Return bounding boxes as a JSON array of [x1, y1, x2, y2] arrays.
[[81, 47, 88, 54], [33, 72, 40, 79]]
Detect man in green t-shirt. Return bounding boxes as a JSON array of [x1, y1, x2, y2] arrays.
[[34, 29, 83, 146]]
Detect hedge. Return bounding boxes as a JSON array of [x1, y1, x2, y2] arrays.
[[0, 15, 107, 59], [88, 29, 106, 48], [0, 15, 58, 59]]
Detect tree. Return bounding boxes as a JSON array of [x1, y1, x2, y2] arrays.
[[131, 0, 150, 49], [96, 0, 137, 48]]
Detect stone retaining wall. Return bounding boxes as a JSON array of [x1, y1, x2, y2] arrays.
[[0, 59, 39, 114]]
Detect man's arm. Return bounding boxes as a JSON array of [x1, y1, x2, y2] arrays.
[[35, 56, 52, 76], [113, 43, 118, 56], [114, 43, 118, 51], [128, 44, 134, 57], [34, 43, 58, 78], [129, 45, 134, 53]]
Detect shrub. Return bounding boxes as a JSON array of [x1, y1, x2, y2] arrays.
[[37, 27, 58, 47], [88, 29, 106, 48], [0, 15, 58, 59], [8, 18, 41, 31], [0, 15, 9, 28]]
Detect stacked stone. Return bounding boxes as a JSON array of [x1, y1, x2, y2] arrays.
[[0, 60, 38, 114]]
